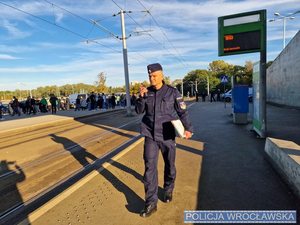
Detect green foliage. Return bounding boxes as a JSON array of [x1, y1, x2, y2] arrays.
[[209, 60, 233, 76], [0, 60, 255, 100], [182, 60, 254, 95], [163, 76, 171, 85], [95, 72, 108, 93]]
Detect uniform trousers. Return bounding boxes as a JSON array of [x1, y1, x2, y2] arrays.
[[143, 137, 176, 206]]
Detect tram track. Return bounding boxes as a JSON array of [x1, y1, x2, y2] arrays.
[[0, 111, 142, 222], [0, 110, 126, 148], [0, 133, 142, 225], [0, 118, 141, 179]]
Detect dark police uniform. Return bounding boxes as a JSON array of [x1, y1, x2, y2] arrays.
[[135, 83, 193, 207]]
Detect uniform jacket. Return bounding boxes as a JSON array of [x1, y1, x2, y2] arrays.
[[135, 84, 193, 141]]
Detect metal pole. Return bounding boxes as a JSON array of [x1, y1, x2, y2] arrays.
[[120, 10, 132, 116], [181, 79, 184, 96], [207, 74, 210, 96], [260, 51, 267, 138], [260, 26, 267, 138], [223, 82, 226, 108]]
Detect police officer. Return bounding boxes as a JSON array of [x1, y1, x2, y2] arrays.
[[136, 63, 193, 217]]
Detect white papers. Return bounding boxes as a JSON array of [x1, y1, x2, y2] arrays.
[[171, 119, 186, 138]]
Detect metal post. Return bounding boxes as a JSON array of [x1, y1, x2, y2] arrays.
[[260, 50, 267, 138], [260, 17, 267, 138], [207, 74, 210, 96], [223, 82, 226, 108], [120, 10, 132, 116], [181, 79, 184, 97]]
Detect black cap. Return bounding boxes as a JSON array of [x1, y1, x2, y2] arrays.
[[147, 63, 163, 74]]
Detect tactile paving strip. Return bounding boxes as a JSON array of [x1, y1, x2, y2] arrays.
[[31, 138, 204, 225]]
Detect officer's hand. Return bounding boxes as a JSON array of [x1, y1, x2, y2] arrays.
[[139, 85, 148, 97], [184, 131, 193, 139]]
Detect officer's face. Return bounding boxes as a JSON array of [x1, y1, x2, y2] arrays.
[[149, 70, 163, 87]]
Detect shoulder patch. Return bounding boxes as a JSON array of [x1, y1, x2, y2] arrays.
[[179, 101, 186, 110]]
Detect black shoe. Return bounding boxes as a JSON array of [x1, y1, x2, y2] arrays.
[[164, 191, 173, 203], [140, 204, 157, 218]]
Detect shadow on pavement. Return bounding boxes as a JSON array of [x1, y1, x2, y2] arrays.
[[109, 159, 166, 205], [176, 143, 203, 156], [51, 134, 144, 215], [50, 134, 98, 167], [0, 160, 30, 225]]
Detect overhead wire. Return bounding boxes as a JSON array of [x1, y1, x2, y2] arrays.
[[42, 0, 157, 63], [127, 11, 188, 67], [42, 0, 119, 39], [136, 0, 189, 67], [109, 0, 188, 67], [0, 1, 121, 53], [41, 0, 156, 63]]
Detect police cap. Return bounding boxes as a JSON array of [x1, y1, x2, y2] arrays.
[[147, 63, 163, 74]]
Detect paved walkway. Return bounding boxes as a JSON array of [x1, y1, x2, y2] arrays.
[[16, 101, 299, 225]]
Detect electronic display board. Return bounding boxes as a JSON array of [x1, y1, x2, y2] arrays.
[[224, 30, 261, 53], [218, 10, 266, 56]]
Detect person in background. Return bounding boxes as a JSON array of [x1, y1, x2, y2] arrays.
[[30, 96, 37, 115], [210, 90, 216, 102], [11, 96, 21, 116], [65, 97, 70, 110], [49, 94, 58, 114], [40, 96, 48, 113], [75, 96, 81, 111], [217, 89, 221, 101], [0, 101, 4, 120], [111, 93, 116, 109]]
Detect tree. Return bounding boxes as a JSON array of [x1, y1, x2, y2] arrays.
[[163, 76, 171, 85], [130, 83, 140, 95], [243, 61, 253, 85], [208, 60, 233, 76], [172, 79, 183, 92], [95, 72, 108, 93], [183, 69, 210, 95]]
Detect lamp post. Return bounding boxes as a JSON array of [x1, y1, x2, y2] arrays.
[[269, 11, 299, 49]]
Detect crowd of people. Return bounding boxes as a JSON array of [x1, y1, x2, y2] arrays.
[[74, 92, 137, 111], [195, 89, 222, 102], [0, 92, 138, 120]]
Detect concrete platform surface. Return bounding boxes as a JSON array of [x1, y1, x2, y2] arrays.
[[28, 137, 204, 225], [15, 102, 300, 225]]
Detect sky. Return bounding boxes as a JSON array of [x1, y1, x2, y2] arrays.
[[0, 0, 299, 91]]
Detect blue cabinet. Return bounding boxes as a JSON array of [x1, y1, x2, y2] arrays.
[[233, 86, 249, 113]]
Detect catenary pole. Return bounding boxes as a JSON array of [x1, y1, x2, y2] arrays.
[[120, 10, 132, 116]]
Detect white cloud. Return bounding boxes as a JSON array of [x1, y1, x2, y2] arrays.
[[0, 54, 20, 60], [0, 19, 31, 39]]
